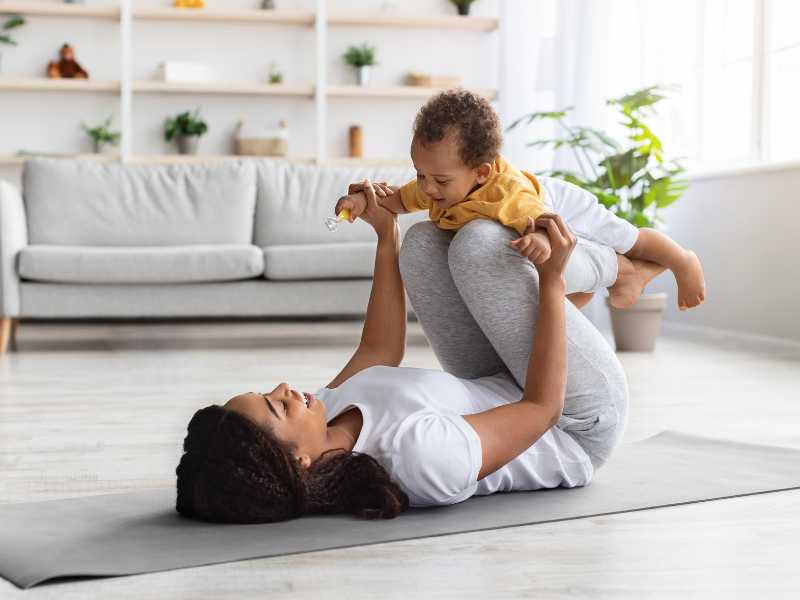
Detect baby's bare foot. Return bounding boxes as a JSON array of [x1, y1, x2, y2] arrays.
[[608, 256, 667, 309], [675, 250, 706, 311]]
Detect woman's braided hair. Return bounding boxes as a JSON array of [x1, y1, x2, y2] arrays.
[[412, 88, 502, 169], [175, 405, 409, 523]]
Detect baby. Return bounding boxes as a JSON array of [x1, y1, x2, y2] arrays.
[[335, 89, 705, 311]]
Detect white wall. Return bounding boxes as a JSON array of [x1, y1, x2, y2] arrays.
[[582, 164, 800, 343]]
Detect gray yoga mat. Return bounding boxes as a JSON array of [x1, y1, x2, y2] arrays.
[[2, 430, 800, 589]]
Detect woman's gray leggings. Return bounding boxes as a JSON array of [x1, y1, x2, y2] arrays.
[[398, 220, 630, 470]]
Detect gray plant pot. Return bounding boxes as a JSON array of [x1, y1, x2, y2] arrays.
[[356, 65, 371, 86], [92, 140, 112, 154], [177, 134, 200, 155], [606, 292, 667, 352]]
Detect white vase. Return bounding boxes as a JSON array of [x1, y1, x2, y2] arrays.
[[356, 65, 371, 86]]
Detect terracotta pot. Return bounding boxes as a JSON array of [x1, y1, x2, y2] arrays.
[[606, 292, 667, 352]]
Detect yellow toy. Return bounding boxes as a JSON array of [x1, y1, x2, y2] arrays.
[[324, 208, 351, 232], [174, 0, 205, 8]]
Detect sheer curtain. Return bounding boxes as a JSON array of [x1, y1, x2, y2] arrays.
[[543, 0, 779, 173]]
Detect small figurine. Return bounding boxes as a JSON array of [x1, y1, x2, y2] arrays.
[[46, 43, 88, 79]]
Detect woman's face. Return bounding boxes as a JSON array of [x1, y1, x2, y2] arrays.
[[224, 382, 327, 467]]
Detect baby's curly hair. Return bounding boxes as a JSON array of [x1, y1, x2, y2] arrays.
[[412, 88, 502, 169]]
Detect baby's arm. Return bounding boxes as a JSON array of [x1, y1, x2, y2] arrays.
[[377, 187, 408, 215], [347, 181, 409, 214]]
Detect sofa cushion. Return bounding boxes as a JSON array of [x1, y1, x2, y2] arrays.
[[18, 245, 264, 284], [23, 158, 257, 246], [254, 160, 427, 247], [263, 242, 377, 280]]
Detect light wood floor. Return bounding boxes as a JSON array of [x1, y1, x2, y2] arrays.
[[1, 319, 799, 598]]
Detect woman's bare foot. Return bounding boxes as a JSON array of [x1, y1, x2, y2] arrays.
[[608, 255, 666, 308], [675, 250, 706, 311]]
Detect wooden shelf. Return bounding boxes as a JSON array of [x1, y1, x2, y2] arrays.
[[132, 80, 314, 97], [0, 79, 492, 99], [133, 7, 314, 26], [0, 1, 118, 19], [0, 152, 119, 166], [0, 77, 120, 92], [327, 85, 497, 100], [0, 154, 416, 167], [321, 157, 413, 167], [0, 4, 497, 31], [128, 155, 315, 164], [328, 13, 498, 32]]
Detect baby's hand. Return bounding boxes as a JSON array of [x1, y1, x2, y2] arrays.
[[334, 192, 367, 223], [508, 217, 552, 265], [348, 180, 394, 197]]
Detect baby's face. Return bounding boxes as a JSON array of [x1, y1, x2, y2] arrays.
[[410, 133, 491, 211]]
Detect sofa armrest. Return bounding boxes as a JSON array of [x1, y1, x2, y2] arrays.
[[0, 180, 28, 316]]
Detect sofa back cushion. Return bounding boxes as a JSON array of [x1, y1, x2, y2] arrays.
[[23, 158, 257, 246], [254, 160, 423, 247]]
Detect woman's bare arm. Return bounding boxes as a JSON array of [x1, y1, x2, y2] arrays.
[[325, 185, 406, 389]]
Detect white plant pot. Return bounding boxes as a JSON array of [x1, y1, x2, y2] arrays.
[[356, 65, 371, 86], [606, 292, 667, 352]]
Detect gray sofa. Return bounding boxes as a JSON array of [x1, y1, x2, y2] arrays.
[[0, 157, 426, 353]]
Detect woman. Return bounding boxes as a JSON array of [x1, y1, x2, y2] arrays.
[[175, 180, 628, 523]]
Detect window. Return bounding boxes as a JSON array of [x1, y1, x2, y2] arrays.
[[545, 0, 797, 172], [766, 0, 800, 161]]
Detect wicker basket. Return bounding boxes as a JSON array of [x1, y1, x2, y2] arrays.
[[234, 118, 288, 156], [235, 137, 288, 157], [406, 72, 462, 88]]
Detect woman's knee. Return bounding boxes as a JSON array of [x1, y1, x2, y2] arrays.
[[447, 219, 537, 283], [399, 221, 441, 280]]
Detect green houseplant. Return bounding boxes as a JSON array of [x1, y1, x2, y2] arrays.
[[267, 61, 283, 84], [0, 14, 26, 74], [449, 0, 478, 16], [81, 115, 121, 154], [164, 108, 208, 155], [507, 84, 690, 351], [343, 43, 377, 86]]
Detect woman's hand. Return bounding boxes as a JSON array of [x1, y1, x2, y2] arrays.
[[334, 193, 367, 223], [342, 178, 397, 238], [530, 213, 576, 285]]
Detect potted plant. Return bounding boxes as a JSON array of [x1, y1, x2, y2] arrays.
[[343, 43, 377, 86], [164, 108, 208, 155], [449, 0, 478, 16], [0, 14, 25, 74], [267, 61, 283, 84], [507, 85, 689, 351], [81, 115, 121, 154]]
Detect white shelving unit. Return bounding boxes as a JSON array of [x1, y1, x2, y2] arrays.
[[0, 0, 504, 165]]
